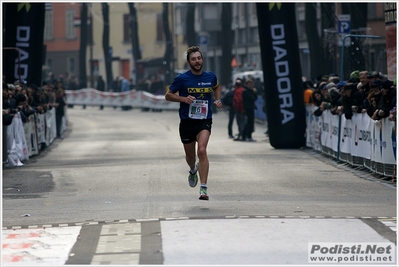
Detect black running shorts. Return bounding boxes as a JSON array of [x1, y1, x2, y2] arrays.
[[179, 118, 212, 144]]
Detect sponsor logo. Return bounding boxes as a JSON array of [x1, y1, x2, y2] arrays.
[[271, 24, 294, 125], [269, 3, 282, 11], [15, 26, 31, 81], [18, 3, 31, 12], [187, 88, 213, 93]]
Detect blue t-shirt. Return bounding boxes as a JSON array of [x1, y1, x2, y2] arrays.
[[169, 70, 219, 119]]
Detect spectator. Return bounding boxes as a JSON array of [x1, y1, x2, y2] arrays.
[[359, 71, 370, 96], [322, 82, 342, 115], [96, 75, 106, 110], [254, 78, 264, 97], [43, 83, 56, 112], [222, 81, 237, 138], [242, 79, 258, 142], [379, 80, 396, 119], [367, 80, 384, 120], [311, 90, 325, 117], [232, 78, 246, 141], [367, 71, 382, 89], [366, 91, 378, 120], [303, 81, 314, 104], [119, 75, 132, 110], [2, 83, 14, 126], [55, 87, 67, 138], [340, 82, 363, 120], [27, 83, 45, 114], [120, 75, 130, 92], [111, 76, 121, 92], [350, 70, 360, 79]]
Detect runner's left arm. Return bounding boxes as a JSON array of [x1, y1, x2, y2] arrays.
[[213, 85, 223, 108]]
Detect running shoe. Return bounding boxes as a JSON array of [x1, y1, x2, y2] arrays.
[[199, 186, 209, 200], [188, 162, 198, 187]]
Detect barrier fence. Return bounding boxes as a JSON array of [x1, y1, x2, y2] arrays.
[[4, 108, 67, 167], [306, 105, 396, 177], [3, 89, 397, 179]]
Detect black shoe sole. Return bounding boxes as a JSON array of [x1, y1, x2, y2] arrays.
[[199, 195, 209, 201]]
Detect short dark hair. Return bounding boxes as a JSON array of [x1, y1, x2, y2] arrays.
[[186, 46, 203, 61]]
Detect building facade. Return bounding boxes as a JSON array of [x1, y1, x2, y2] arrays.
[[43, 3, 389, 89], [43, 3, 81, 85]]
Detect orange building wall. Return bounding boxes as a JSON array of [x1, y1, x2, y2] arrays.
[[44, 3, 81, 52]]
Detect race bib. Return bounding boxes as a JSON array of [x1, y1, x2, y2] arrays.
[[189, 100, 208, 119]]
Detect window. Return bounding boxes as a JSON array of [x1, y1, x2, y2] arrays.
[[68, 58, 75, 74], [249, 3, 257, 16], [203, 4, 218, 19], [249, 27, 258, 44], [44, 10, 53, 40], [66, 9, 76, 39]]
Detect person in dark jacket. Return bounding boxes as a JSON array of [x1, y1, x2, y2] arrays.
[[55, 88, 66, 138], [222, 80, 239, 138], [232, 78, 246, 141], [311, 90, 325, 117], [340, 82, 363, 120], [242, 79, 258, 141], [380, 80, 396, 118], [96, 75, 106, 110], [367, 80, 385, 120]]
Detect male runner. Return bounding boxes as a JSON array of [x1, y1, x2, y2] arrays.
[[165, 46, 223, 200]]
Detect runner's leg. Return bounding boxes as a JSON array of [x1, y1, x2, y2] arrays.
[[196, 129, 210, 185], [183, 141, 197, 171]]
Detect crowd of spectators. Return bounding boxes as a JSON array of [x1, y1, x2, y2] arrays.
[[2, 75, 67, 138], [304, 71, 396, 123]]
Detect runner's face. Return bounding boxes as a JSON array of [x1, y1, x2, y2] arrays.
[[188, 52, 203, 72]]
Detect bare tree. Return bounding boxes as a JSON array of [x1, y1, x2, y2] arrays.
[[220, 3, 233, 86], [186, 4, 197, 47], [163, 3, 173, 85], [79, 3, 88, 88], [305, 3, 336, 80], [102, 3, 113, 89], [128, 3, 141, 86], [128, 3, 141, 61]]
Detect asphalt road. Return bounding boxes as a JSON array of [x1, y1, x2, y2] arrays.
[[2, 105, 397, 266], [3, 105, 396, 226]]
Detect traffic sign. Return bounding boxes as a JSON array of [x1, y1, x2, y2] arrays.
[[198, 35, 208, 45], [338, 14, 351, 34]]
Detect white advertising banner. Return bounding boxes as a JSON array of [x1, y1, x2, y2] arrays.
[[29, 114, 39, 156], [45, 108, 56, 146], [6, 113, 29, 162], [36, 113, 46, 145], [340, 115, 351, 154], [350, 113, 370, 158], [320, 111, 331, 149], [381, 118, 396, 165], [305, 106, 323, 151], [64, 89, 179, 110]]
